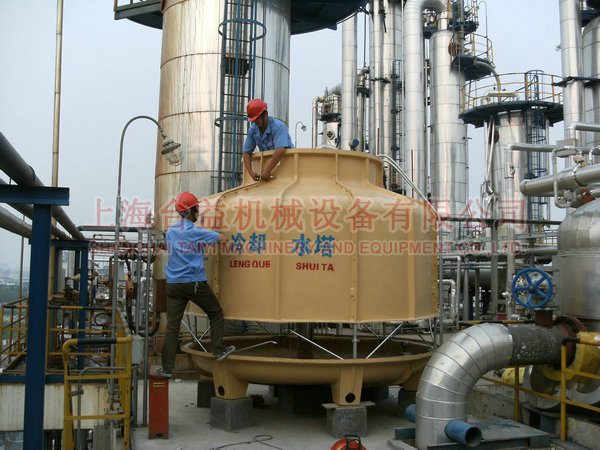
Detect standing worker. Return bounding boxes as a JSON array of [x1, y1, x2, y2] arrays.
[[154, 192, 235, 378], [242, 99, 293, 182]]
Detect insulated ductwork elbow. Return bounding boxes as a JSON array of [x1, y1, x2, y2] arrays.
[[415, 323, 564, 449]]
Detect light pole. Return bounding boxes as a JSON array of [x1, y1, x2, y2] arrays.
[[294, 121, 307, 147], [111, 115, 182, 343]]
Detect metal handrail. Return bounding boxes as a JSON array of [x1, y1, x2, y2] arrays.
[[462, 72, 563, 112], [479, 335, 600, 443], [62, 334, 133, 450]]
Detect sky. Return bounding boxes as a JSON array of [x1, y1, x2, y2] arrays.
[[0, 0, 564, 271]]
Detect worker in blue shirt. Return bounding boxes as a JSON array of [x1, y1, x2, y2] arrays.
[[242, 98, 293, 182], [154, 192, 235, 378]]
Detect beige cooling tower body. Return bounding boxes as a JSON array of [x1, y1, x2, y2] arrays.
[[195, 148, 438, 322], [181, 149, 437, 405]]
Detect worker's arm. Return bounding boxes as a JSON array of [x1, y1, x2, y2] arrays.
[[243, 152, 260, 181], [260, 147, 286, 180]]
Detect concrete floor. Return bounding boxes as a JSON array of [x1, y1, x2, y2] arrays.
[[130, 381, 409, 450]]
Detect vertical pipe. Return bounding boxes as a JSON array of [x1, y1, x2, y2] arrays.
[[341, 15, 358, 150], [462, 260, 469, 321], [369, 0, 384, 156], [23, 204, 52, 450], [559, 0, 585, 143], [490, 221, 499, 318], [474, 268, 480, 320], [52, 0, 63, 188], [312, 97, 322, 147]]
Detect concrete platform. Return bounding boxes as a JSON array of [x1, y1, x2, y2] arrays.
[[130, 381, 408, 449]]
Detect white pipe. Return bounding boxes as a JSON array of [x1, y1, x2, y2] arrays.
[[369, 0, 384, 156], [312, 96, 323, 147], [341, 15, 357, 150], [559, 0, 585, 141], [403, 0, 447, 195]]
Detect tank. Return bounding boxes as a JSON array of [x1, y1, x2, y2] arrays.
[[182, 148, 437, 405], [583, 15, 600, 154], [557, 198, 600, 326], [430, 29, 468, 222], [153, 0, 291, 286]]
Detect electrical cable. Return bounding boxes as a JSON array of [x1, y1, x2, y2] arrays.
[[210, 434, 282, 450]]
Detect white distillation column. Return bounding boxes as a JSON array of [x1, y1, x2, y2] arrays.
[[583, 14, 600, 163], [403, 0, 447, 196], [154, 0, 291, 280], [429, 25, 468, 227], [381, 0, 404, 187], [559, 0, 585, 143], [341, 14, 357, 150], [369, 0, 384, 155]]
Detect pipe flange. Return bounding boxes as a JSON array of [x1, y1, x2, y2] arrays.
[[553, 316, 587, 365]]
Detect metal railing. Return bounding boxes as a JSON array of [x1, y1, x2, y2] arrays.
[[450, 31, 494, 63], [462, 72, 563, 112], [1, 300, 114, 373], [62, 334, 133, 450], [479, 335, 600, 443], [0, 297, 28, 368]]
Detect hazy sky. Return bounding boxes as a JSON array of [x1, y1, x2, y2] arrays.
[[0, 0, 564, 271]]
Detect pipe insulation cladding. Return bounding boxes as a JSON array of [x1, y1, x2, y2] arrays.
[[415, 323, 564, 449]]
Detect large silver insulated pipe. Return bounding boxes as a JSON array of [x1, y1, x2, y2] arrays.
[[0, 132, 84, 240], [341, 14, 357, 150], [368, 0, 384, 155], [583, 16, 600, 154], [520, 162, 600, 196], [415, 323, 564, 449], [559, 0, 585, 141], [430, 27, 467, 218], [403, 0, 447, 195], [382, 0, 403, 165]]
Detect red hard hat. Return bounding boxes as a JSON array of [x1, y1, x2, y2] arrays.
[[174, 191, 200, 212], [247, 99, 268, 121]]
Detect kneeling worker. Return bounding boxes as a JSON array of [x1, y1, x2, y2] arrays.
[[154, 191, 235, 378], [242, 98, 293, 182]]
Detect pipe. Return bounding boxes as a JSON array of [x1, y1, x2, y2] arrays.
[[403, 0, 447, 195], [567, 121, 600, 140], [52, 0, 64, 188], [0, 178, 69, 240], [312, 96, 324, 147], [341, 15, 358, 150], [559, 0, 585, 142], [445, 420, 482, 447], [507, 143, 557, 153], [0, 132, 84, 240], [415, 323, 564, 448], [520, 162, 600, 196], [441, 279, 457, 326], [357, 67, 369, 152], [0, 206, 32, 238], [369, 0, 384, 157]]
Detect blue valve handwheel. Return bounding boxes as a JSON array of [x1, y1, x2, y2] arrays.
[[511, 268, 553, 309]]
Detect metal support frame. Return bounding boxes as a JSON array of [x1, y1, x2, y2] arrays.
[[0, 184, 70, 450], [52, 240, 90, 369]]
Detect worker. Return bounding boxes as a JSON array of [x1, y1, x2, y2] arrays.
[[242, 98, 293, 182], [154, 191, 235, 378]]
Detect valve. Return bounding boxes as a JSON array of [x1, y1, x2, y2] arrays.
[[511, 268, 553, 309]]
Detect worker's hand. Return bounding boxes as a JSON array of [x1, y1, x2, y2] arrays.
[[260, 169, 272, 181], [250, 170, 261, 182]]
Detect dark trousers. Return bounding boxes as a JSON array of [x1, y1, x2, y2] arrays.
[[162, 281, 226, 371]]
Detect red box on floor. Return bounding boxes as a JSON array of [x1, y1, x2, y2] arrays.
[[149, 366, 169, 439]]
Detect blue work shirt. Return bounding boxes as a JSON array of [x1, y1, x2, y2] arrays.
[[243, 117, 293, 154], [165, 218, 219, 283]]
